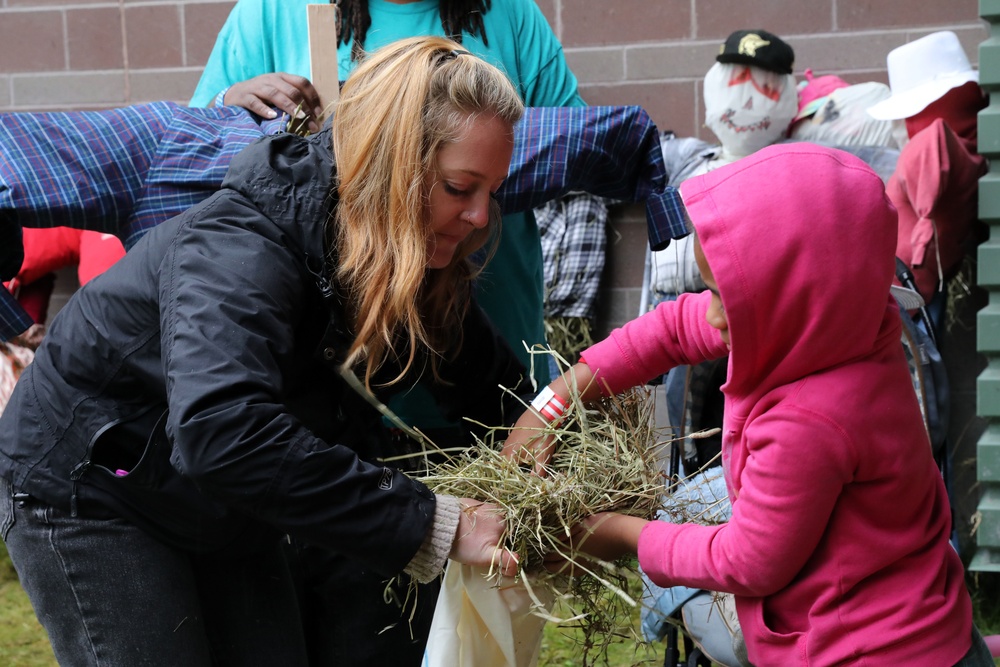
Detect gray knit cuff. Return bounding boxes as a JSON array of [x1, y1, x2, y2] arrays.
[[404, 494, 461, 584]]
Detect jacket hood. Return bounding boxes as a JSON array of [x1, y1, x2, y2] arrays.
[[679, 143, 900, 407], [221, 126, 336, 261]]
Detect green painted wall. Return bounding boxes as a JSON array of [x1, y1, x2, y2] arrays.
[[972, 0, 1000, 571]]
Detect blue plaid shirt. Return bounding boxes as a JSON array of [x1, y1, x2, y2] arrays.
[[0, 103, 685, 339]]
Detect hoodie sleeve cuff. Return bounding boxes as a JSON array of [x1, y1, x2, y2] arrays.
[[404, 494, 461, 583]]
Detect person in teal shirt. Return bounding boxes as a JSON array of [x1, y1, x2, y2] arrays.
[[192, 0, 585, 437], [191, 2, 586, 663], [191, 0, 584, 116]]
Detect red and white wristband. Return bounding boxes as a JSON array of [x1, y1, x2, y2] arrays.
[[530, 386, 568, 424]]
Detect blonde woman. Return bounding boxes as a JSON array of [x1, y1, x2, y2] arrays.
[[0, 37, 526, 666]]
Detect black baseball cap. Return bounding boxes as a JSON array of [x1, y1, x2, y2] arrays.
[[716, 29, 794, 75]]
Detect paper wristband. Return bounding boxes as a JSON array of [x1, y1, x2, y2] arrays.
[[530, 386, 567, 423]]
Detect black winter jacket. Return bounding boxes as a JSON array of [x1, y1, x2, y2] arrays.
[[0, 128, 528, 574]]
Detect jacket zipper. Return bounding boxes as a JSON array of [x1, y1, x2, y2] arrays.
[[68, 416, 129, 517], [69, 460, 90, 517]]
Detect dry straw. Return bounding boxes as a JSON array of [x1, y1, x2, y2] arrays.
[[543, 315, 594, 366], [420, 376, 664, 579], [287, 100, 338, 137], [345, 348, 725, 663], [415, 348, 721, 664]]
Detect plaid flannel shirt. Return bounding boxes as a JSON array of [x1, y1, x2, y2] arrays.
[[0, 103, 685, 339], [535, 193, 608, 320]]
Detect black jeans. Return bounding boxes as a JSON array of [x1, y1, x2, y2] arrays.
[[286, 539, 441, 666], [0, 476, 308, 667]]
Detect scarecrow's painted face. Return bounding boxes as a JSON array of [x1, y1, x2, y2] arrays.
[[703, 62, 798, 158]]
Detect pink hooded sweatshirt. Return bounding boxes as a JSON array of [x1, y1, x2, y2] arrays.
[[581, 144, 971, 666]]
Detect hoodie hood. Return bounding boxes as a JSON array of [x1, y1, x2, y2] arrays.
[[679, 143, 900, 408]]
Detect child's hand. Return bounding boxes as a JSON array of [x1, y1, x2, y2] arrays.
[[501, 362, 601, 475], [501, 409, 557, 474]]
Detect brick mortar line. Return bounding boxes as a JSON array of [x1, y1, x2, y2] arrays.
[[0, 0, 223, 12], [4, 67, 201, 76], [563, 23, 986, 54]]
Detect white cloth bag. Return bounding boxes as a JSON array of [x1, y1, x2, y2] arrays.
[[423, 562, 553, 667]]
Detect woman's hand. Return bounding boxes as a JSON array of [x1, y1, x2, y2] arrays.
[[448, 499, 519, 577], [223, 73, 324, 133]]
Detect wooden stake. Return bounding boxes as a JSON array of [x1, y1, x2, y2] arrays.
[[307, 4, 340, 122]]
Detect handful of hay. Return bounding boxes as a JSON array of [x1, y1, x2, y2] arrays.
[[344, 355, 715, 663], [419, 381, 665, 577], [417, 366, 674, 664]]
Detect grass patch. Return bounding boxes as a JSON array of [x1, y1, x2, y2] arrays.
[[536, 573, 665, 666], [0, 543, 56, 667], [3, 534, 1000, 666], [972, 571, 1000, 636], [0, 539, 665, 666]]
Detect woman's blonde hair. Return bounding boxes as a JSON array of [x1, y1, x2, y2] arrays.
[[331, 36, 524, 388]]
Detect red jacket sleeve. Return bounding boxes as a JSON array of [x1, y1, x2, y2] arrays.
[[78, 231, 126, 285]]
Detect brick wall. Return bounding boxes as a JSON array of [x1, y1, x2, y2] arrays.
[[0, 0, 986, 331]]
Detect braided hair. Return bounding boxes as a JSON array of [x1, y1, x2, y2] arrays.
[[336, 0, 491, 62]]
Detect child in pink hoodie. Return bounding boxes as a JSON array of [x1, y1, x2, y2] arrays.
[[505, 143, 990, 666]]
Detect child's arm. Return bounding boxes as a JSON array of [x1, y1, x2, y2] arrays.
[[538, 512, 647, 574], [501, 361, 600, 469], [581, 290, 726, 395], [503, 292, 725, 468], [576, 512, 647, 561]]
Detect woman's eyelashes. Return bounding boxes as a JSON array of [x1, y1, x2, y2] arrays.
[[443, 181, 503, 198]]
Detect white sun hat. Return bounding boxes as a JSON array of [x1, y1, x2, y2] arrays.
[[866, 31, 978, 121]]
